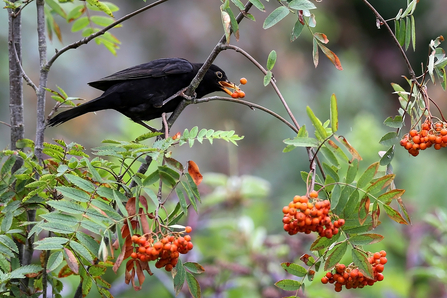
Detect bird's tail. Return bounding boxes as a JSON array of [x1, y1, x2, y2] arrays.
[[47, 97, 105, 127]]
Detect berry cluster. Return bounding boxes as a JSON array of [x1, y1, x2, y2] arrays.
[[282, 193, 345, 239], [130, 226, 193, 272], [230, 78, 247, 98], [321, 251, 387, 292], [400, 120, 447, 156]]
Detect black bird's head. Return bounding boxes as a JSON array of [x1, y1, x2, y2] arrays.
[[195, 64, 240, 98]]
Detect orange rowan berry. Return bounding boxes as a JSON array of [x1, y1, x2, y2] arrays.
[[409, 129, 418, 137], [240, 78, 248, 85]]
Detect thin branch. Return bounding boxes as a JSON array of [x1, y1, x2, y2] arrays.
[[46, 0, 169, 69], [0, 121, 11, 127], [13, 42, 37, 91], [11, 0, 34, 18], [362, 0, 416, 80], [195, 96, 298, 133]]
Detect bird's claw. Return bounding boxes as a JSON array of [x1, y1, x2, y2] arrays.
[[181, 90, 197, 102]]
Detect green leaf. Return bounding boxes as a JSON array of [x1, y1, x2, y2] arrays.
[[288, 0, 317, 10], [378, 189, 405, 205], [174, 259, 186, 295], [405, 17, 411, 50], [346, 159, 358, 184], [348, 233, 384, 246], [320, 146, 339, 167], [281, 262, 307, 277], [86, 0, 113, 17], [47, 251, 64, 272], [411, 15, 416, 51], [56, 186, 91, 203], [283, 136, 319, 147], [71, 16, 89, 32], [266, 50, 277, 70], [65, 174, 96, 192], [274, 279, 301, 291], [291, 19, 304, 42], [334, 186, 354, 215], [379, 132, 398, 147], [248, 0, 265, 11], [70, 240, 94, 264], [40, 213, 79, 226], [306, 106, 328, 139], [380, 146, 395, 166], [310, 232, 341, 251], [40, 222, 77, 234], [398, 18, 406, 46], [357, 162, 379, 189], [67, 5, 85, 22], [225, 7, 239, 41], [183, 262, 205, 274], [46, 0, 67, 19], [0, 235, 18, 253], [231, 0, 245, 10], [263, 71, 273, 86], [185, 272, 201, 298], [176, 188, 188, 216], [263, 7, 289, 29], [48, 200, 85, 215], [352, 248, 373, 279], [330, 94, 338, 133], [383, 204, 408, 224], [366, 174, 395, 195], [383, 115, 403, 128], [91, 15, 114, 27], [76, 232, 100, 255], [324, 241, 348, 270]]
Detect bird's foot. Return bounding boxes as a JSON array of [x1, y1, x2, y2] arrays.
[[180, 90, 197, 102]]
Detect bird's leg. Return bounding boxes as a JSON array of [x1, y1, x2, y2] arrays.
[[161, 113, 169, 138], [134, 119, 158, 132]]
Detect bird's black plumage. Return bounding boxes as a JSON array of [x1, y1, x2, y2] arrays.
[[47, 58, 237, 129]]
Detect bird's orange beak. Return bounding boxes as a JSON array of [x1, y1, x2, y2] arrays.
[[219, 81, 240, 96]]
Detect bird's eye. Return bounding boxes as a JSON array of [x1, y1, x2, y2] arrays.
[[215, 71, 223, 79]]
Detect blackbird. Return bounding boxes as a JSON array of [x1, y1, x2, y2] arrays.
[[47, 58, 239, 130]]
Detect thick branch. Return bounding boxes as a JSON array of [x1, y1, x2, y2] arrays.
[[35, 0, 48, 162]]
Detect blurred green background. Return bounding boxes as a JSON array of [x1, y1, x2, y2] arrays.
[[2, 0, 447, 297]]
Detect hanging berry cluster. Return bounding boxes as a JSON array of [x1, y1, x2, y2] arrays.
[[321, 250, 387, 292], [400, 120, 447, 156], [130, 226, 194, 272], [282, 192, 345, 239]]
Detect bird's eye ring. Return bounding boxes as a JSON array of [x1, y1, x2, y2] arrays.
[[216, 71, 223, 79]]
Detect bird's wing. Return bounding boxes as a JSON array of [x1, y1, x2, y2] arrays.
[[88, 58, 194, 91]]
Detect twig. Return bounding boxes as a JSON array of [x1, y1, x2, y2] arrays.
[[13, 42, 37, 91], [11, 0, 34, 18], [0, 121, 11, 127], [46, 0, 169, 69], [195, 96, 298, 133]]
